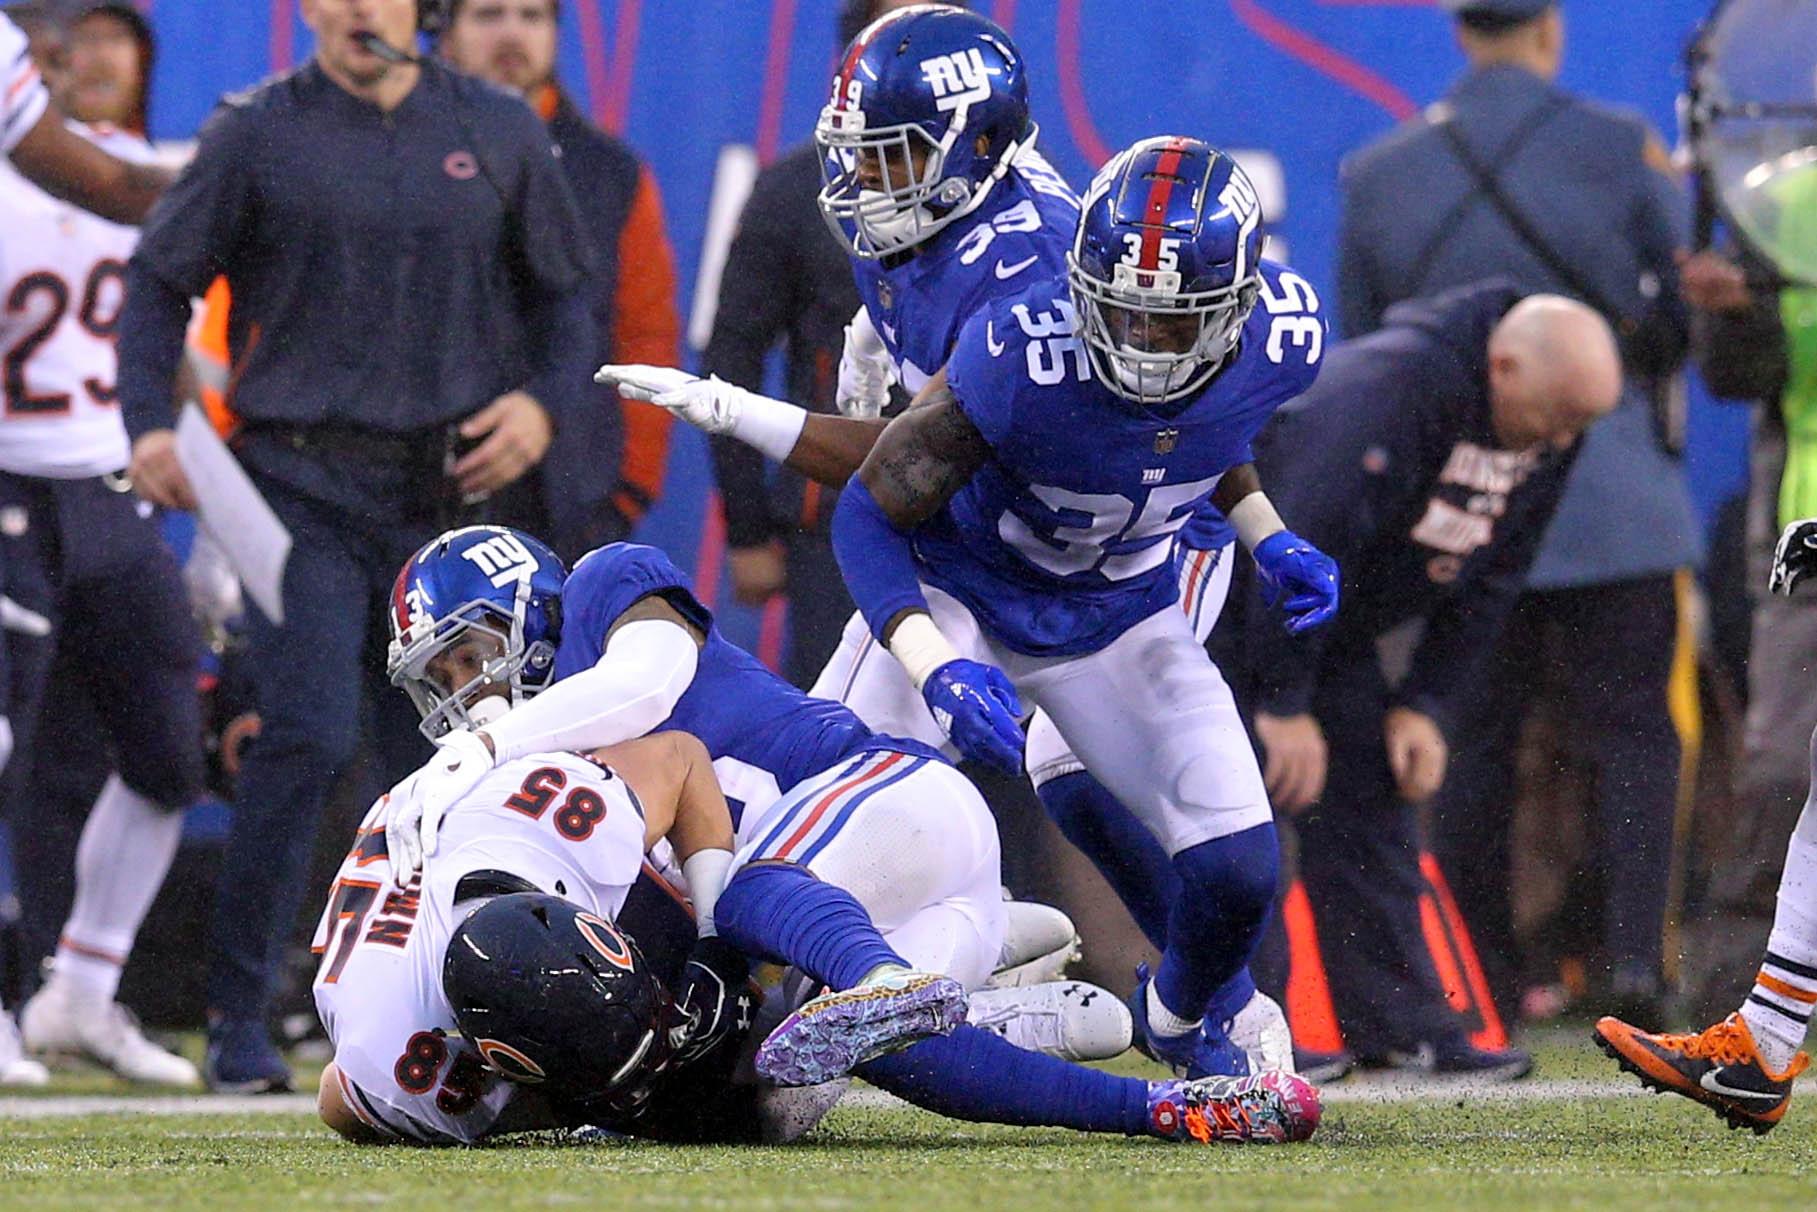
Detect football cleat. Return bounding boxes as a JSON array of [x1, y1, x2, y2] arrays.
[[986, 899, 1081, 989], [21, 977, 199, 1087], [1293, 1047, 1355, 1085], [1595, 1013, 1810, 1135], [1364, 1037, 1533, 1082], [755, 968, 967, 1087], [1145, 1071, 1322, 1144], [1226, 990, 1296, 1074], [1128, 965, 1249, 1078], [203, 1017, 293, 1094], [968, 980, 1132, 1062], [0, 1008, 49, 1087]]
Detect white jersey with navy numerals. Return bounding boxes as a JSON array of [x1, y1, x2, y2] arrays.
[[0, 120, 152, 477], [311, 753, 646, 1145], [922, 259, 1325, 657]]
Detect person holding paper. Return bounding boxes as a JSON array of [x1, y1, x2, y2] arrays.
[[0, 1, 202, 1089], [113, 0, 594, 1093]]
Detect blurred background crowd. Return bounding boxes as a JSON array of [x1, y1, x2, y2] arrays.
[[0, 0, 1810, 1094]]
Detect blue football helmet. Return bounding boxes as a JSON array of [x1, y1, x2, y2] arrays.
[[816, 4, 1034, 259], [387, 525, 566, 740], [1068, 136, 1264, 407]]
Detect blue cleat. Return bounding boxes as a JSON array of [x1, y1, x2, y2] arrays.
[[1128, 965, 1250, 1079], [1145, 1070, 1323, 1144], [203, 1018, 293, 1094], [756, 968, 967, 1087]]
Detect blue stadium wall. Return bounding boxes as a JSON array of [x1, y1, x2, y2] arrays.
[[136, 0, 1745, 660]]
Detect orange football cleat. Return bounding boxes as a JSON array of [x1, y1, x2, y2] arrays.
[[1595, 1013, 1809, 1135]]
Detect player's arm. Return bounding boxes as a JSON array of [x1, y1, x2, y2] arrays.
[[474, 595, 703, 767], [1212, 463, 1339, 633], [9, 102, 172, 225], [831, 371, 1024, 775], [595, 362, 890, 487], [318, 1063, 390, 1144]]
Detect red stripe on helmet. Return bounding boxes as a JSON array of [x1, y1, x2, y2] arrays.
[[390, 567, 412, 631], [834, 13, 893, 109], [1137, 138, 1192, 271]]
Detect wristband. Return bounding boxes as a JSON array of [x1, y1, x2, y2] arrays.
[[680, 847, 735, 937], [888, 612, 962, 690], [725, 385, 808, 463], [1227, 491, 1286, 551]]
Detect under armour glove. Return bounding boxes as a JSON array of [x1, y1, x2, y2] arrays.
[[836, 309, 895, 419], [1771, 518, 1817, 596], [1253, 531, 1341, 634], [671, 935, 756, 1067], [381, 728, 496, 885], [922, 659, 1026, 776]]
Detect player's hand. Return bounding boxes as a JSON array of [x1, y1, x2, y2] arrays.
[[128, 429, 198, 511], [1383, 707, 1448, 805], [1676, 248, 1754, 314], [728, 542, 787, 605], [381, 728, 498, 885], [671, 936, 756, 1068], [596, 365, 741, 435], [922, 659, 1025, 776], [452, 390, 553, 501], [1770, 518, 1817, 596], [1254, 712, 1327, 814], [837, 310, 895, 419], [1253, 531, 1340, 634], [0, 596, 50, 637]]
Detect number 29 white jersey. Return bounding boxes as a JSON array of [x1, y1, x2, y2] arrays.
[[0, 14, 49, 156], [311, 751, 649, 1144], [0, 118, 150, 478]]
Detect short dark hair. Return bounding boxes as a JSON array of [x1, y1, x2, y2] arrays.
[[442, 0, 561, 28], [1456, 3, 1553, 36]]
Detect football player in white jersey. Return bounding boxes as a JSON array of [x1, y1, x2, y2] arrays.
[[0, 3, 200, 1087], [0, 8, 165, 223]]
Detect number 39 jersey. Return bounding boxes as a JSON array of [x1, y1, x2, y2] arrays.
[[310, 752, 647, 1144], [0, 119, 149, 477], [923, 259, 1325, 657]]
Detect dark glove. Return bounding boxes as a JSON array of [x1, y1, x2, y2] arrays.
[[921, 658, 1025, 776], [1253, 531, 1341, 634], [671, 935, 756, 1067], [1771, 518, 1817, 596]]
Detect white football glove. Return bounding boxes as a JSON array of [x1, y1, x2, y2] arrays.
[[836, 308, 895, 419], [595, 364, 742, 435], [381, 728, 497, 886], [0, 595, 50, 637]]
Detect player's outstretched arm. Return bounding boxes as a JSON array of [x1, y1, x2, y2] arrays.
[[10, 103, 171, 225], [596, 363, 890, 487]]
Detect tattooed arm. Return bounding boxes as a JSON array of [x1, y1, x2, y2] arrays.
[[856, 369, 993, 531]]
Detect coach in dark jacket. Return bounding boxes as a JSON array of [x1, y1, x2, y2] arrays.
[[115, 0, 594, 1092], [1237, 282, 1620, 1069]]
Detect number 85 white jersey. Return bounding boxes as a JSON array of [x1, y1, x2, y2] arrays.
[[0, 119, 153, 478], [915, 260, 1323, 659]]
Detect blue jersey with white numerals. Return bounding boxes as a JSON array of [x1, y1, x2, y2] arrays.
[[921, 259, 1324, 657], [853, 151, 1079, 394], [553, 543, 939, 824]]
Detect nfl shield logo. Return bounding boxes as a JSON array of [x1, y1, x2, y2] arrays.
[[1154, 428, 1178, 454]]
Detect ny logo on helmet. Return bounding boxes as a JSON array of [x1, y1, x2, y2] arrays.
[[922, 48, 991, 114], [462, 533, 539, 588]]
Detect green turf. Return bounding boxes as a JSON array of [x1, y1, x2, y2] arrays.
[[4, 1059, 1815, 1212]]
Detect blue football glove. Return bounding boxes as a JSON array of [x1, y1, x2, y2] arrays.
[[922, 659, 1026, 776], [1253, 531, 1340, 634]]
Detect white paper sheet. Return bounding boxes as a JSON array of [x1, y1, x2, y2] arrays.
[[174, 403, 291, 625]]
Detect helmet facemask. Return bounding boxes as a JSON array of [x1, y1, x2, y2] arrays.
[[1068, 253, 1259, 408], [388, 576, 555, 741], [817, 104, 979, 259]]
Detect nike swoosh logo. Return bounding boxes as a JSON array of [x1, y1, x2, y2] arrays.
[[985, 322, 1005, 357], [1698, 1070, 1783, 1103], [994, 255, 1039, 280]]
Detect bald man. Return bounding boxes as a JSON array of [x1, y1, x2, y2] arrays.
[[1228, 280, 1618, 1074]]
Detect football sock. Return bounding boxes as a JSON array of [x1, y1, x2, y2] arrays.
[[1035, 771, 1177, 950], [860, 1024, 1149, 1135], [1739, 823, 1817, 1072], [716, 861, 906, 991], [55, 775, 184, 1002], [1153, 822, 1279, 1027]]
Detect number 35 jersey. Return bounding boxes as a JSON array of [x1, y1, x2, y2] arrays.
[[0, 120, 151, 478], [311, 752, 647, 1144], [923, 259, 1325, 657]]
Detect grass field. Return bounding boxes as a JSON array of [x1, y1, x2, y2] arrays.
[[2, 1030, 1812, 1212]]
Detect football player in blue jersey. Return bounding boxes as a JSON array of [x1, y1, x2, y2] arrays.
[[364, 524, 1320, 1144], [813, 136, 1338, 1080], [599, 7, 1328, 1078]]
